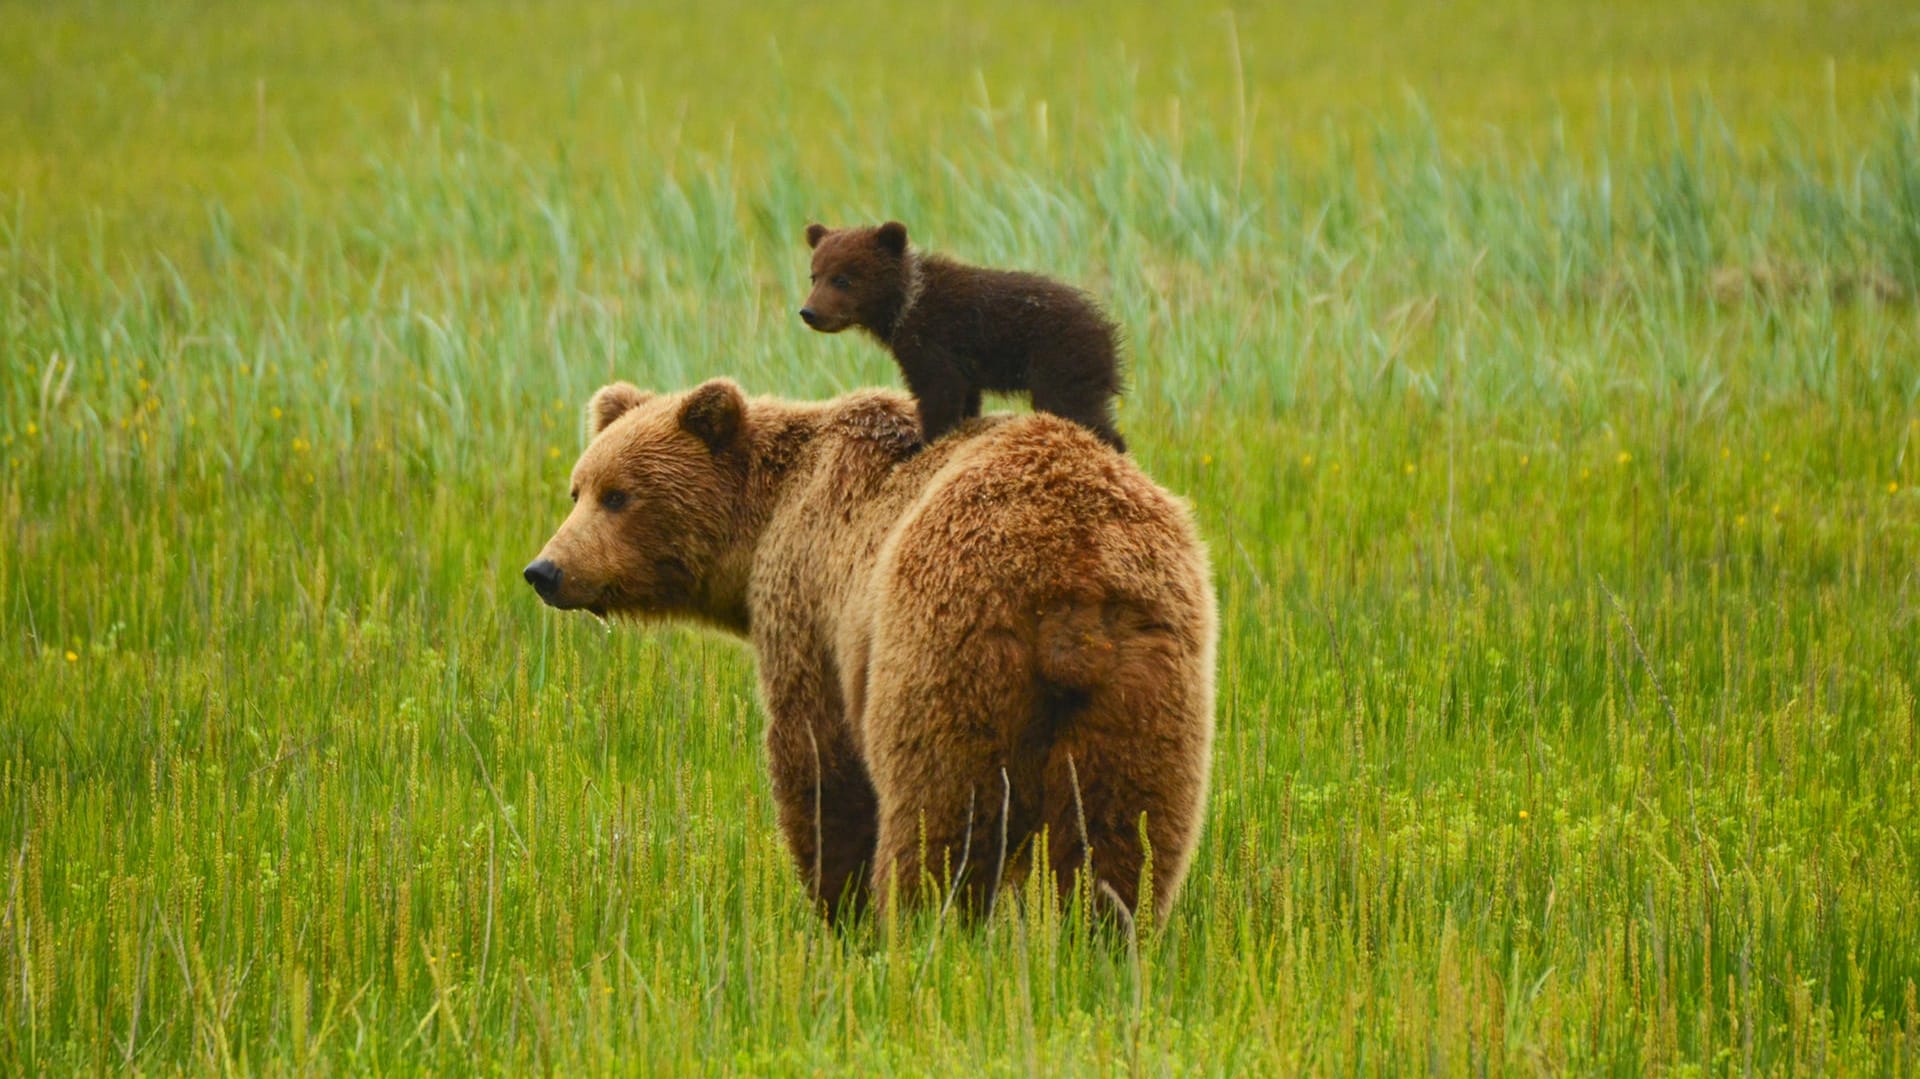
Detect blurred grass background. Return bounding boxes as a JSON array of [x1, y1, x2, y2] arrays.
[[4, 1, 1920, 1074], [5, 1, 1918, 260]]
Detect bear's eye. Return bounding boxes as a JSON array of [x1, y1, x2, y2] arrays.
[[831, 275, 851, 290], [599, 489, 630, 512]]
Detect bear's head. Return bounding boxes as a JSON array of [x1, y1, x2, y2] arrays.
[[524, 379, 754, 631], [799, 221, 911, 336]]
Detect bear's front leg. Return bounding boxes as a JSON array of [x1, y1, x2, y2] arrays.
[[763, 668, 880, 922]]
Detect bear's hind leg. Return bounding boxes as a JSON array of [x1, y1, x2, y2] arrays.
[[861, 636, 1042, 917], [1035, 633, 1210, 924], [1026, 344, 1126, 452], [870, 765, 1029, 918]]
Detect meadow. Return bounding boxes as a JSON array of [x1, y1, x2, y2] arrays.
[[4, 1, 1920, 1073]]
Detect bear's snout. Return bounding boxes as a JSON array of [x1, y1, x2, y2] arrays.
[[799, 307, 821, 329], [523, 558, 562, 601]]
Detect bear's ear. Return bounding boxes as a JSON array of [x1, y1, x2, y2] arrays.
[[805, 223, 829, 249], [587, 382, 653, 438], [678, 379, 746, 453], [875, 221, 908, 256]]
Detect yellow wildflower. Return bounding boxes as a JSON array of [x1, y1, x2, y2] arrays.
[[64, 650, 78, 663], [548, 446, 562, 461], [1616, 451, 1631, 465]]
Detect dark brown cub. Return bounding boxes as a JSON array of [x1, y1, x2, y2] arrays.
[[799, 221, 1127, 451]]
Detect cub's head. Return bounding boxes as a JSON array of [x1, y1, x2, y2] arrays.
[[524, 379, 753, 629], [799, 220, 910, 334]]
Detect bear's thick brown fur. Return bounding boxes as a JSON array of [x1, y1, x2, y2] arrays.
[[800, 221, 1129, 452], [526, 380, 1214, 922]]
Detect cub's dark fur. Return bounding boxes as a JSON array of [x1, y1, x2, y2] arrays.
[[800, 221, 1126, 451]]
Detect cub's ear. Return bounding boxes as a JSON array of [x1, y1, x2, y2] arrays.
[[587, 382, 653, 438], [805, 223, 829, 249], [678, 379, 746, 452], [875, 220, 908, 256]]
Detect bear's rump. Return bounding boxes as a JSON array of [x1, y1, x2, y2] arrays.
[[857, 434, 1202, 729]]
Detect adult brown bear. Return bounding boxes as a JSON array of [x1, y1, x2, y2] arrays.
[[525, 380, 1214, 922]]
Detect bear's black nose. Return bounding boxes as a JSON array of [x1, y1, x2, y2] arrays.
[[799, 307, 820, 328], [523, 559, 562, 597]]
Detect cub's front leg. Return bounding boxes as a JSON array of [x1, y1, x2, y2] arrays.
[[890, 340, 978, 446]]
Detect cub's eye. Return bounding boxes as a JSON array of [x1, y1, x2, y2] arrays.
[[831, 275, 851, 289], [599, 489, 630, 512]]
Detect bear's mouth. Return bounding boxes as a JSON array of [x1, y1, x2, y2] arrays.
[[584, 585, 614, 618]]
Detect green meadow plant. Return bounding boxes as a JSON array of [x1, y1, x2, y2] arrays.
[[3, 2, 1919, 1073]]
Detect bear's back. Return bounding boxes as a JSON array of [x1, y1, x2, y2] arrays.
[[756, 395, 1206, 650], [876, 414, 1206, 618]]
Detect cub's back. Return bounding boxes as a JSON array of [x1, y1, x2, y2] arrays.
[[912, 256, 1117, 359]]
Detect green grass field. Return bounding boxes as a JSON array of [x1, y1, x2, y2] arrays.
[[5, 1, 1920, 1073]]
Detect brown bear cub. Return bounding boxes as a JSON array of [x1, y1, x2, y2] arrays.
[[800, 221, 1128, 452]]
